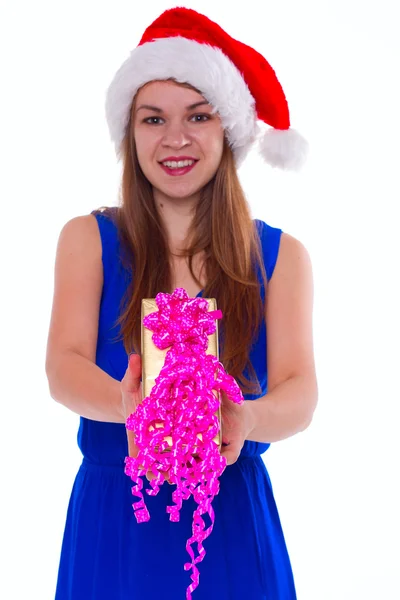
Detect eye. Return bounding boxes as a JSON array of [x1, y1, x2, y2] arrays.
[[190, 114, 211, 122], [143, 116, 164, 125]]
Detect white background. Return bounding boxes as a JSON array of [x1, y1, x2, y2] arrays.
[[1, 1, 399, 598]]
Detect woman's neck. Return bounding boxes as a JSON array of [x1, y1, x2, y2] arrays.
[[153, 189, 199, 254]]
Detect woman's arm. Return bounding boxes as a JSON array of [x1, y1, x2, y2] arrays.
[[45, 215, 125, 423], [245, 373, 318, 443], [246, 232, 318, 443], [47, 349, 124, 422]]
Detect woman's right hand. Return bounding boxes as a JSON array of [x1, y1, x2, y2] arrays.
[[121, 353, 143, 458], [121, 353, 171, 484]]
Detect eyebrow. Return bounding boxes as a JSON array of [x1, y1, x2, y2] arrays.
[[136, 100, 210, 113]]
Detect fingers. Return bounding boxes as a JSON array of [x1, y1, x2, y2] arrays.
[[123, 354, 142, 458], [126, 425, 171, 485], [220, 440, 241, 466], [123, 354, 142, 393], [146, 469, 172, 485]]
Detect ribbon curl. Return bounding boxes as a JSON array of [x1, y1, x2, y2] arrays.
[[124, 287, 243, 599]]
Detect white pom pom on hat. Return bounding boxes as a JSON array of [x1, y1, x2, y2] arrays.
[[259, 128, 309, 171], [105, 7, 309, 170]]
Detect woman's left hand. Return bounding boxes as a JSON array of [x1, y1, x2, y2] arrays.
[[220, 392, 254, 466]]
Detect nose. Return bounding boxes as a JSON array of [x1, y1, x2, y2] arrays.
[[161, 121, 192, 150]]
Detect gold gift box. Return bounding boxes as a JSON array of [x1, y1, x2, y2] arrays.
[[141, 297, 222, 452]]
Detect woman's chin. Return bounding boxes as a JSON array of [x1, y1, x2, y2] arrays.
[[153, 182, 203, 203]]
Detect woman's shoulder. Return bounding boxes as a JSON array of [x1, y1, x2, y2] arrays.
[[253, 218, 283, 236], [253, 219, 284, 256], [253, 218, 309, 264], [91, 205, 119, 222]]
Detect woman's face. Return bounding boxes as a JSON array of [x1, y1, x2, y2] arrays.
[[132, 80, 224, 204]]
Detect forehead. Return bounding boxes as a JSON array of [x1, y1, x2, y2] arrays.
[[135, 80, 208, 106]]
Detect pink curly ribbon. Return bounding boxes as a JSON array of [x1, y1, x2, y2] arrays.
[[124, 288, 243, 598]]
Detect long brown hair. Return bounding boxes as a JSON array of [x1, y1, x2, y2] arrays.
[[95, 81, 268, 395]]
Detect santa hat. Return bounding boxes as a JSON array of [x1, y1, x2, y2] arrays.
[[105, 7, 309, 170]]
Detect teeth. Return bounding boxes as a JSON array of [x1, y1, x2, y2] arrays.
[[162, 160, 195, 168]]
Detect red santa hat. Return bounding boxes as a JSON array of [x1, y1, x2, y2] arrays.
[[105, 7, 309, 170]]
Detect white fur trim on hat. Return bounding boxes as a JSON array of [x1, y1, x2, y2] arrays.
[[105, 36, 259, 166]]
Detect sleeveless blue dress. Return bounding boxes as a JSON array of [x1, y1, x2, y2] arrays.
[[54, 208, 297, 600]]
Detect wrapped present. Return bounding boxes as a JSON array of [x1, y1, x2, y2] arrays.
[[124, 288, 244, 599], [141, 296, 222, 452]]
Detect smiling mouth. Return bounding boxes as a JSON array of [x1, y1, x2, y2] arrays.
[[159, 159, 199, 176]]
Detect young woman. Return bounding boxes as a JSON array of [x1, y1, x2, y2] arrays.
[[46, 7, 318, 600]]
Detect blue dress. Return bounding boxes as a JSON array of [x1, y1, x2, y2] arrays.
[[55, 207, 297, 600]]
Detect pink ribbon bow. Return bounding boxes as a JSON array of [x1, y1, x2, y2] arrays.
[[125, 287, 244, 598]]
